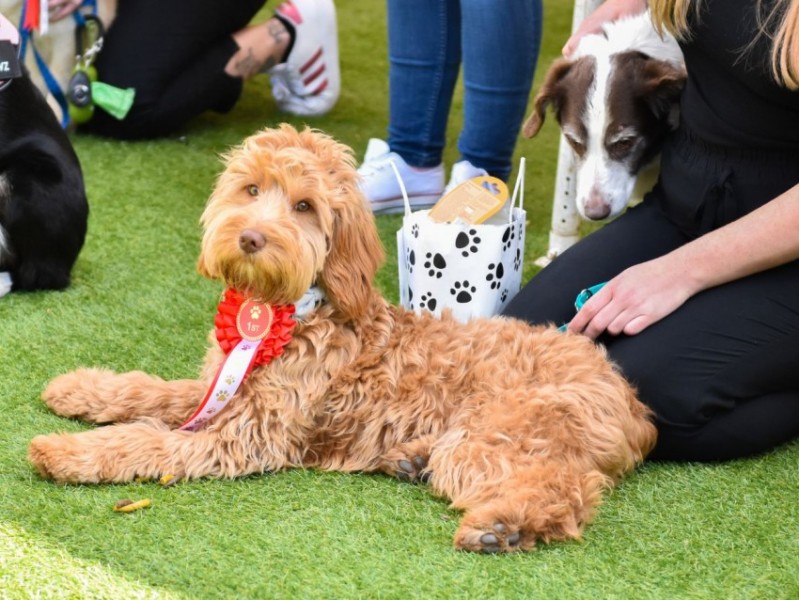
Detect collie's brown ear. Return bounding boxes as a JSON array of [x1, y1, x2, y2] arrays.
[[320, 187, 385, 322], [523, 58, 577, 138], [641, 59, 686, 128]]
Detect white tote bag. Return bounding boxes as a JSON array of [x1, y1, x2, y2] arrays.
[[396, 158, 527, 322]]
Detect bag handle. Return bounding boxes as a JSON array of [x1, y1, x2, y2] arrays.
[[389, 160, 413, 217], [508, 156, 525, 224], [393, 156, 525, 222]]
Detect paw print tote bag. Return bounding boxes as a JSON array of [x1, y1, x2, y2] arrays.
[[397, 158, 526, 322]]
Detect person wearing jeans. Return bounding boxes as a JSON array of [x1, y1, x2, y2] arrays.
[[358, 0, 542, 214]]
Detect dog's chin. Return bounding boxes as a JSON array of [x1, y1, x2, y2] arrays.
[[215, 260, 314, 306]]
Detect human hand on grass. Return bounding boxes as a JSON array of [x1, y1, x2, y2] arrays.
[[567, 256, 695, 339], [562, 0, 648, 57]]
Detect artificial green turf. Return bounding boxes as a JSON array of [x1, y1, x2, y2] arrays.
[[2, 1, 799, 598]]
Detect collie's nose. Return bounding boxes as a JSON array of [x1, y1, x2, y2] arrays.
[[583, 188, 611, 220], [239, 229, 266, 254]]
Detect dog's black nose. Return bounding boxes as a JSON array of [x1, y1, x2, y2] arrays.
[[239, 229, 266, 254]]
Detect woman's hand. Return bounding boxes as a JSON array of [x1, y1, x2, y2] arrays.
[[48, 0, 84, 22], [567, 255, 696, 339], [562, 0, 648, 57]]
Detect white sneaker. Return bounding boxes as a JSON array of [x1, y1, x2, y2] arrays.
[[268, 0, 340, 116], [443, 160, 489, 195], [357, 139, 445, 214]]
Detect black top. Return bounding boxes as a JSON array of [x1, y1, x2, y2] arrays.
[[680, 0, 799, 150]]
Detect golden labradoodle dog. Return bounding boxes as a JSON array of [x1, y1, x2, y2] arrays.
[[29, 125, 656, 553]]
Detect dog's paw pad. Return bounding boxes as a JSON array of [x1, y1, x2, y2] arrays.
[[457, 522, 524, 554], [394, 455, 431, 484]]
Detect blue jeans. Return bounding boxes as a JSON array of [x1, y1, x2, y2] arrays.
[[386, 0, 542, 181]]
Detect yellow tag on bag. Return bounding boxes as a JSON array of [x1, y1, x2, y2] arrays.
[[428, 176, 509, 224]]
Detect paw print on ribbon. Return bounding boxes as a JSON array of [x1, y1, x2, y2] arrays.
[[450, 280, 476, 304], [224, 375, 236, 386], [250, 305, 262, 319], [216, 390, 230, 402], [455, 229, 481, 257], [486, 262, 505, 290], [424, 252, 447, 278], [419, 293, 437, 312]]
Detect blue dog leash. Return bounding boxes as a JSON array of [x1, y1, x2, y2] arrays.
[[17, 0, 99, 128], [558, 282, 608, 332]]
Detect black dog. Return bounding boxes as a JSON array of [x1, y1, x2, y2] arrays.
[[0, 64, 89, 295]]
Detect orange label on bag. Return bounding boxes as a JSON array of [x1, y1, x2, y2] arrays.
[[428, 176, 508, 224]]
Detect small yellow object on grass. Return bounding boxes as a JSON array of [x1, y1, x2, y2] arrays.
[[159, 474, 177, 487], [113, 498, 152, 513]]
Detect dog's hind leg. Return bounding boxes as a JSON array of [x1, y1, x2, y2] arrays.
[[42, 368, 205, 427], [450, 461, 610, 553], [28, 418, 279, 484]]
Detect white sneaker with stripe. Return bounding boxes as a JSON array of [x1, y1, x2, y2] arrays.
[[269, 0, 340, 116]]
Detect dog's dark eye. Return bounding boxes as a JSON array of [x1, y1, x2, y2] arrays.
[[609, 139, 635, 156], [295, 200, 312, 212], [247, 185, 259, 197]]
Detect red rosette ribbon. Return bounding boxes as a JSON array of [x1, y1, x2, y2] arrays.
[[214, 289, 297, 375]]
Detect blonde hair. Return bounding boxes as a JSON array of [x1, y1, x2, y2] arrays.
[[649, 0, 799, 90]]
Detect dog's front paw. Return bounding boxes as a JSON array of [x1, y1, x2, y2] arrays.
[[42, 368, 117, 422], [28, 433, 99, 484]]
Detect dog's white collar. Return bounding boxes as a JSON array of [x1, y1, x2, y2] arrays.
[[293, 286, 326, 320]]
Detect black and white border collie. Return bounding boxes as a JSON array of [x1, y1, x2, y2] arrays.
[[0, 66, 89, 297], [524, 11, 685, 220]]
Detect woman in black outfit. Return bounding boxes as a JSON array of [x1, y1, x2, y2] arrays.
[[504, 0, 799, 461]]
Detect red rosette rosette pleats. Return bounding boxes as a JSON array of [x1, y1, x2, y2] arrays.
[[214, 289, 297, 372]]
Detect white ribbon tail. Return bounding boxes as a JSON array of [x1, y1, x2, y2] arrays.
[[179, 339, 261, 432]]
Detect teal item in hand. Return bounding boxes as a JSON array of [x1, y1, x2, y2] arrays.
[[558, 282, 608, 332]]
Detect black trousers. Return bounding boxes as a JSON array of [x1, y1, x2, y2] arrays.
[[504, 126, 799, 462], [83, 0, 266, 139]]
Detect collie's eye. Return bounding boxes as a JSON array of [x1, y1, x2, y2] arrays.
[[609, 138, 636, 157], [295, 200, 312, 212], [246, 185, 259, 197]]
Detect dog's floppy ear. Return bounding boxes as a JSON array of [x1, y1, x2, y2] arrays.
[[640, 59, 686, 128], [197, 250, 214, 279], [523, 58, 578, 138], [321, 185, 385, 322]]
